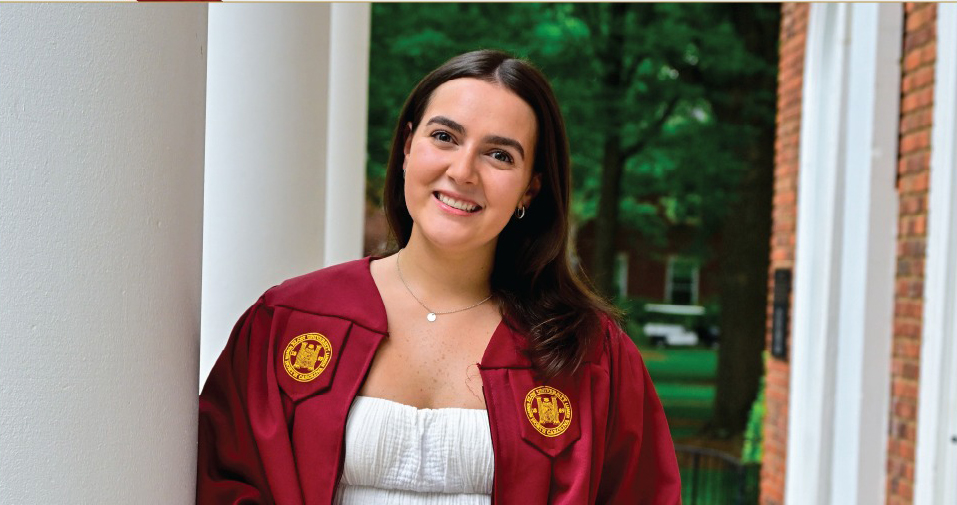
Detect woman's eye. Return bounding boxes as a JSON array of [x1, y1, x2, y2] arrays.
[[490, 150, 513, 164], [431, 131, 453, 143]]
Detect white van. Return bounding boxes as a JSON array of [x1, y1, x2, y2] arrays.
[[642, 304, 711, 347]]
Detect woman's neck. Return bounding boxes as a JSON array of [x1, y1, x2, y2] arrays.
[[397, 233, 496, 307]]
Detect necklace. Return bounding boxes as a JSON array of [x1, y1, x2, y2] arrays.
[[395, 250, 493, 322]]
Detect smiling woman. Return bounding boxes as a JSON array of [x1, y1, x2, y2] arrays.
[[197, 50, 681, 505], [401, 78, 539, 256]]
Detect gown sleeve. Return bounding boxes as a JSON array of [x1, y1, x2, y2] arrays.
[[596, 322, 682, 504], [196, 300, 275, 505]]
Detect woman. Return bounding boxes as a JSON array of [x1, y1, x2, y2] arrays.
[[198, 50, 681, 504]]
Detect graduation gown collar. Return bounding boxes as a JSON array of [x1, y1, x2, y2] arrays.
[[262, 256, 532, 369]]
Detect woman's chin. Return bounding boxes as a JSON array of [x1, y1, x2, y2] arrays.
[[411, 226, 496, 255]]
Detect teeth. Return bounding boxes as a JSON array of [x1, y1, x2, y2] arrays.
[[437, 193, 479, 212]]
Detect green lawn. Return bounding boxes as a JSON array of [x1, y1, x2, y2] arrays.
[[638, 347, 717, 440]]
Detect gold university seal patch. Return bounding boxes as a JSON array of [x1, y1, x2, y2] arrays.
[[524, 386, 572, 437], [283, 333, 332, 382]]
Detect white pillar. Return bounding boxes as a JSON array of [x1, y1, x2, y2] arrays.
[[914, 4, 957, 504], [0, 5, 207, 503], [787, 4, 903, 504], [786, 6, 850, 502], [829, 5, 901, 504], [323, 3, 371, 268], [203, 4, 373, 387]]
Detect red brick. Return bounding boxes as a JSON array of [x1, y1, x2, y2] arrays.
[[903, 25, 933, 53], [887, 5, 935, 502], [762, 5, 807, 504], [913, 171, 930, 193]]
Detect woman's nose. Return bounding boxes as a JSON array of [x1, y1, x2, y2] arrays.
[[445, 149, 479, 184]]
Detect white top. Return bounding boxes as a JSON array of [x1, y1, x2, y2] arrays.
[[335, 395, 494, 505]]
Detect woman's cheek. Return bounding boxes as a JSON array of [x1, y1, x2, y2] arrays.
[[414, 145, 449, 173]]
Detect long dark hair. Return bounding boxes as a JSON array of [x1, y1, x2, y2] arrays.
[[382, 49, 620, 379]]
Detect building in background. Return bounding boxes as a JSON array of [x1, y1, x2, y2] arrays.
[[576, 222, 721, 306]]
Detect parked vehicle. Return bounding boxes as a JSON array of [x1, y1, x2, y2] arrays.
[[642, 304, 719, 348]]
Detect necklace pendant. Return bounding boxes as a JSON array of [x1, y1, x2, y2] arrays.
[[427, 312, 437, 322]]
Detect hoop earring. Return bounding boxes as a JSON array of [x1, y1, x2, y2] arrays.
[[515, 205, 526, 219]]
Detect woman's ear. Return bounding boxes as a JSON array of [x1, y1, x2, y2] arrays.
[[403, 122, 413, 157], [402, 123, 413, 172], [522, 173, 542, 207]]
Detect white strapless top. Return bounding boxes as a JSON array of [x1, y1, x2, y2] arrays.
[[334, 396, 494, 505]]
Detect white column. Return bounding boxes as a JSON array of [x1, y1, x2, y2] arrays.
[[786, 4, 903, 504], [202, 4, 373, 387], [0, 5, 207, 504], [786, 5, 850, 503], [914, 4, 957, 504], [829, 4, 901, 504], [323, 3, 371, 267]]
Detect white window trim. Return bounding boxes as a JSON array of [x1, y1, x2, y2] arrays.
[[615, 251, 629, 299], [786, 4, 901, 504], [914, 4, 957, 504], [664, 255, 699, 305]]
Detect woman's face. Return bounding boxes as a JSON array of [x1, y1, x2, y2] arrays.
[[403, 78, 541, 255]]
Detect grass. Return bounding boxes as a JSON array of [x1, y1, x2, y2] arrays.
[[638, 346, 717, 440]]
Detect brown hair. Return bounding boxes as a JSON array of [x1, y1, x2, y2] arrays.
[[382, 49, 619, 379]]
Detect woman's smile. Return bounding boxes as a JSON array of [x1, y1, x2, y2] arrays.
[[433, 191, 483, 215]]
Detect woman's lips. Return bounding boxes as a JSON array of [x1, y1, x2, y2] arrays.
[[433, 191, 482, 215]]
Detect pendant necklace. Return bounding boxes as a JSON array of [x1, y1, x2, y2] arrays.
[[396, 250, 493, 322]]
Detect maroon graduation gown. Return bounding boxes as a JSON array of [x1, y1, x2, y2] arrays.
[[197, 257, 681, 504]]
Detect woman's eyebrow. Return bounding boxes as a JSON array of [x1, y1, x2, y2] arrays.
[[425, 116, 526, 160], [425, 116, 466, 134]]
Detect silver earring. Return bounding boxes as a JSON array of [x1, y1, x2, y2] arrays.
[[515, 205, 526, 219], [402, 169, 406, 179]]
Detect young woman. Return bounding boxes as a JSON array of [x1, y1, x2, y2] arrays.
[[198, 50, 681, 505]]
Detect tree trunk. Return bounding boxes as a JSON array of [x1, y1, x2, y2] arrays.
[[593, 136, 624, 297], [589, 3, 627, 299], [709, 4, 779, 436], [710, 144, 773, 435]]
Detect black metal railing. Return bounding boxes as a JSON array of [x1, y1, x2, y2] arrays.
[[675, 445, 760, 505]]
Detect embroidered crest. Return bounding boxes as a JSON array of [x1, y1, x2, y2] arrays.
[[283, 333, 332, 382], [524, 386, 572, 437]]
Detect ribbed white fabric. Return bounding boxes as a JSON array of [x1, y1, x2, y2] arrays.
[[334, 395, 494, 505]]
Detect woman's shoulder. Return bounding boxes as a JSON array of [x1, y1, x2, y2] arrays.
[[256, 256, 387, 333]]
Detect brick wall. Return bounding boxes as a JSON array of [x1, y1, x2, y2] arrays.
[[760, 4, 807, 504], [887, 3, 936, 504]]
